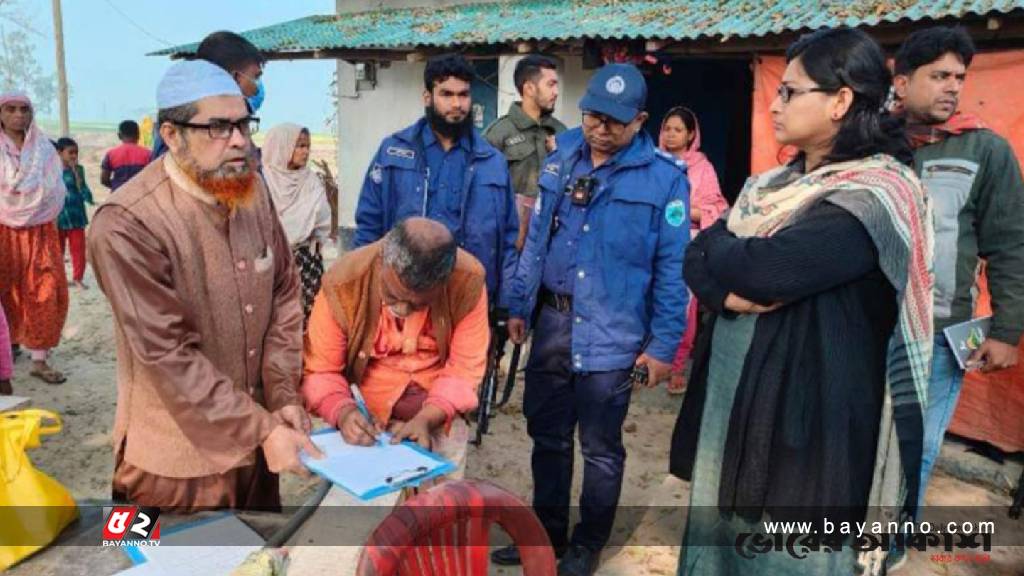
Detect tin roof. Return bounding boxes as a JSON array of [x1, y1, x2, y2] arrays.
[[153, 0, 1024, 56]]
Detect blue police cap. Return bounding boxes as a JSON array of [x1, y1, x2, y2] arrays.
[[579, 63, 647, 124]]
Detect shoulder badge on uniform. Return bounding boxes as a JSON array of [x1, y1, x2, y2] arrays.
[[505, 134, 527, 147], [665, 199, 686, 228], [370, 163, 383, 184], [386, 146, 415, 160], [543, 162, 560, 177]]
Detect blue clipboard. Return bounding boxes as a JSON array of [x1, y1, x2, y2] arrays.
[[302, 428, 456, 501]]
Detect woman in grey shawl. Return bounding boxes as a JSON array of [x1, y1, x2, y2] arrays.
[[676, 28, 933, 576]]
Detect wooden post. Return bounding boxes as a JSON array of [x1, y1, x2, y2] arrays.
[[51, 0, 70, 136]]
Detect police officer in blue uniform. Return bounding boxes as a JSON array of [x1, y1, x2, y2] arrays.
[[492, 64, 690, 575], [354, 54, 519, 306]]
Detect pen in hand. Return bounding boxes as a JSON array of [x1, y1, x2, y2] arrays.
[[347, 383, 385, 446]]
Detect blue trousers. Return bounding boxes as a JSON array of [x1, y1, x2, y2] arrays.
[[919, 335, 965, 509], [523, 304, 633, 551]]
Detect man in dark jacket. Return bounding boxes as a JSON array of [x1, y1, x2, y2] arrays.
[[492, 63, 689, 576], [894, 26, 1024, 507], [354, 54, 518, 306]]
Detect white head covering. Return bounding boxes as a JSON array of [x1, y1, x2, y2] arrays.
[[0, 92, 66, 228], [262, 123, 331, 247], [0, 91, 30, 108], [157, 59, 242, 109]]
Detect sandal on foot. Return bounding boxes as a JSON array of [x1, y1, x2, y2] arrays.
[[30, 368, 66, 385]]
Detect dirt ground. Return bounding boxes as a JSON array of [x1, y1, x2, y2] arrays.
[[5, 133, 1023, 575]]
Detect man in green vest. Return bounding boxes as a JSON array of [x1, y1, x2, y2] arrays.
[[485, 55, 567, 250]]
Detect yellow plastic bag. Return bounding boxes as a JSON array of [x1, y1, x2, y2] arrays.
[[0, 409, 79, 570]]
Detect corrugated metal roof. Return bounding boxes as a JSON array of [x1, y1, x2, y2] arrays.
[[154, 0, 1024, 56]]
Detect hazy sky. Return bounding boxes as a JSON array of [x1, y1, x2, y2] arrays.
[[21, 0, 337, 133]]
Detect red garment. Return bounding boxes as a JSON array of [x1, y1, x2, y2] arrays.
[[906, 112, 986, 149], [103, 142, 151, 168], [673, 296, 700, 374], [0, 222, 68, 349], [101, 143, 151, 190], [59, 227, 86, 282]]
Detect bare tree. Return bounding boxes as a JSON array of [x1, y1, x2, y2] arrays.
[[0, 0, 56, 113]]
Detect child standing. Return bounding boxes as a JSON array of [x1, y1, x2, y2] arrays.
[[55, 137, 93, 289], [100, 120, 150, 191]]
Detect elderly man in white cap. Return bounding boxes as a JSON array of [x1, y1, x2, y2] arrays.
[[88, 59, 322, 511]]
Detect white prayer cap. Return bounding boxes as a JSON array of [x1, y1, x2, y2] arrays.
[[156, 59, 242, 110]]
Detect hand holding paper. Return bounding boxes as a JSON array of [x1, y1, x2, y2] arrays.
[[262, 425, 322, 477], [967, 337, 1020, 373]]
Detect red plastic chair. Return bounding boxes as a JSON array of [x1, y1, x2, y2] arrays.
[[356, 480, 557, 576]]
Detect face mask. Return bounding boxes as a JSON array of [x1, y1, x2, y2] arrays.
[[247, 79, 265, 112]]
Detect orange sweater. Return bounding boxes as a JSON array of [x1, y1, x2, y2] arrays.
[[302, 289, 488, 427]]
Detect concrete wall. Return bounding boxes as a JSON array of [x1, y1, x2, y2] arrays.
[[335, 60, 426, 227], [560, 55, 589, 126], [495, 54, 588, 124]]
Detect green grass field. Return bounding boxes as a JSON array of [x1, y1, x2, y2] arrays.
[[37, 119, 119, 134], [35, 118, 335, 144]]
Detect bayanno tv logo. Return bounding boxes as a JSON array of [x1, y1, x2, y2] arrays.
[[101, 506, 161, 547]]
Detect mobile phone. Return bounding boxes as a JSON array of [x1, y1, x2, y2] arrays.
[[630, 363, 649, 386]]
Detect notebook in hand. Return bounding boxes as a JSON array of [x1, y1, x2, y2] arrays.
[[942, 316, 992, 371], [301, 429, 455, 501]]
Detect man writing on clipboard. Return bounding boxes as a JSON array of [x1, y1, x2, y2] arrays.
[[301, 218, 489, 472]]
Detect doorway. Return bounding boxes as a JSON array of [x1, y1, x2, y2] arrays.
[[644, 57, 753, 204], [471, 59, 499, 131]]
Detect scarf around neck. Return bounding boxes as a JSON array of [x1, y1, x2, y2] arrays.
[[906, 111, 985, 149], [0, 94, 66, 228], [724, 154, 934, 551], [262, 123, 330, 247]]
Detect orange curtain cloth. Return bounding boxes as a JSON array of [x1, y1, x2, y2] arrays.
[[751, 50, 1024, 452], [750, 55, 788, 174]]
